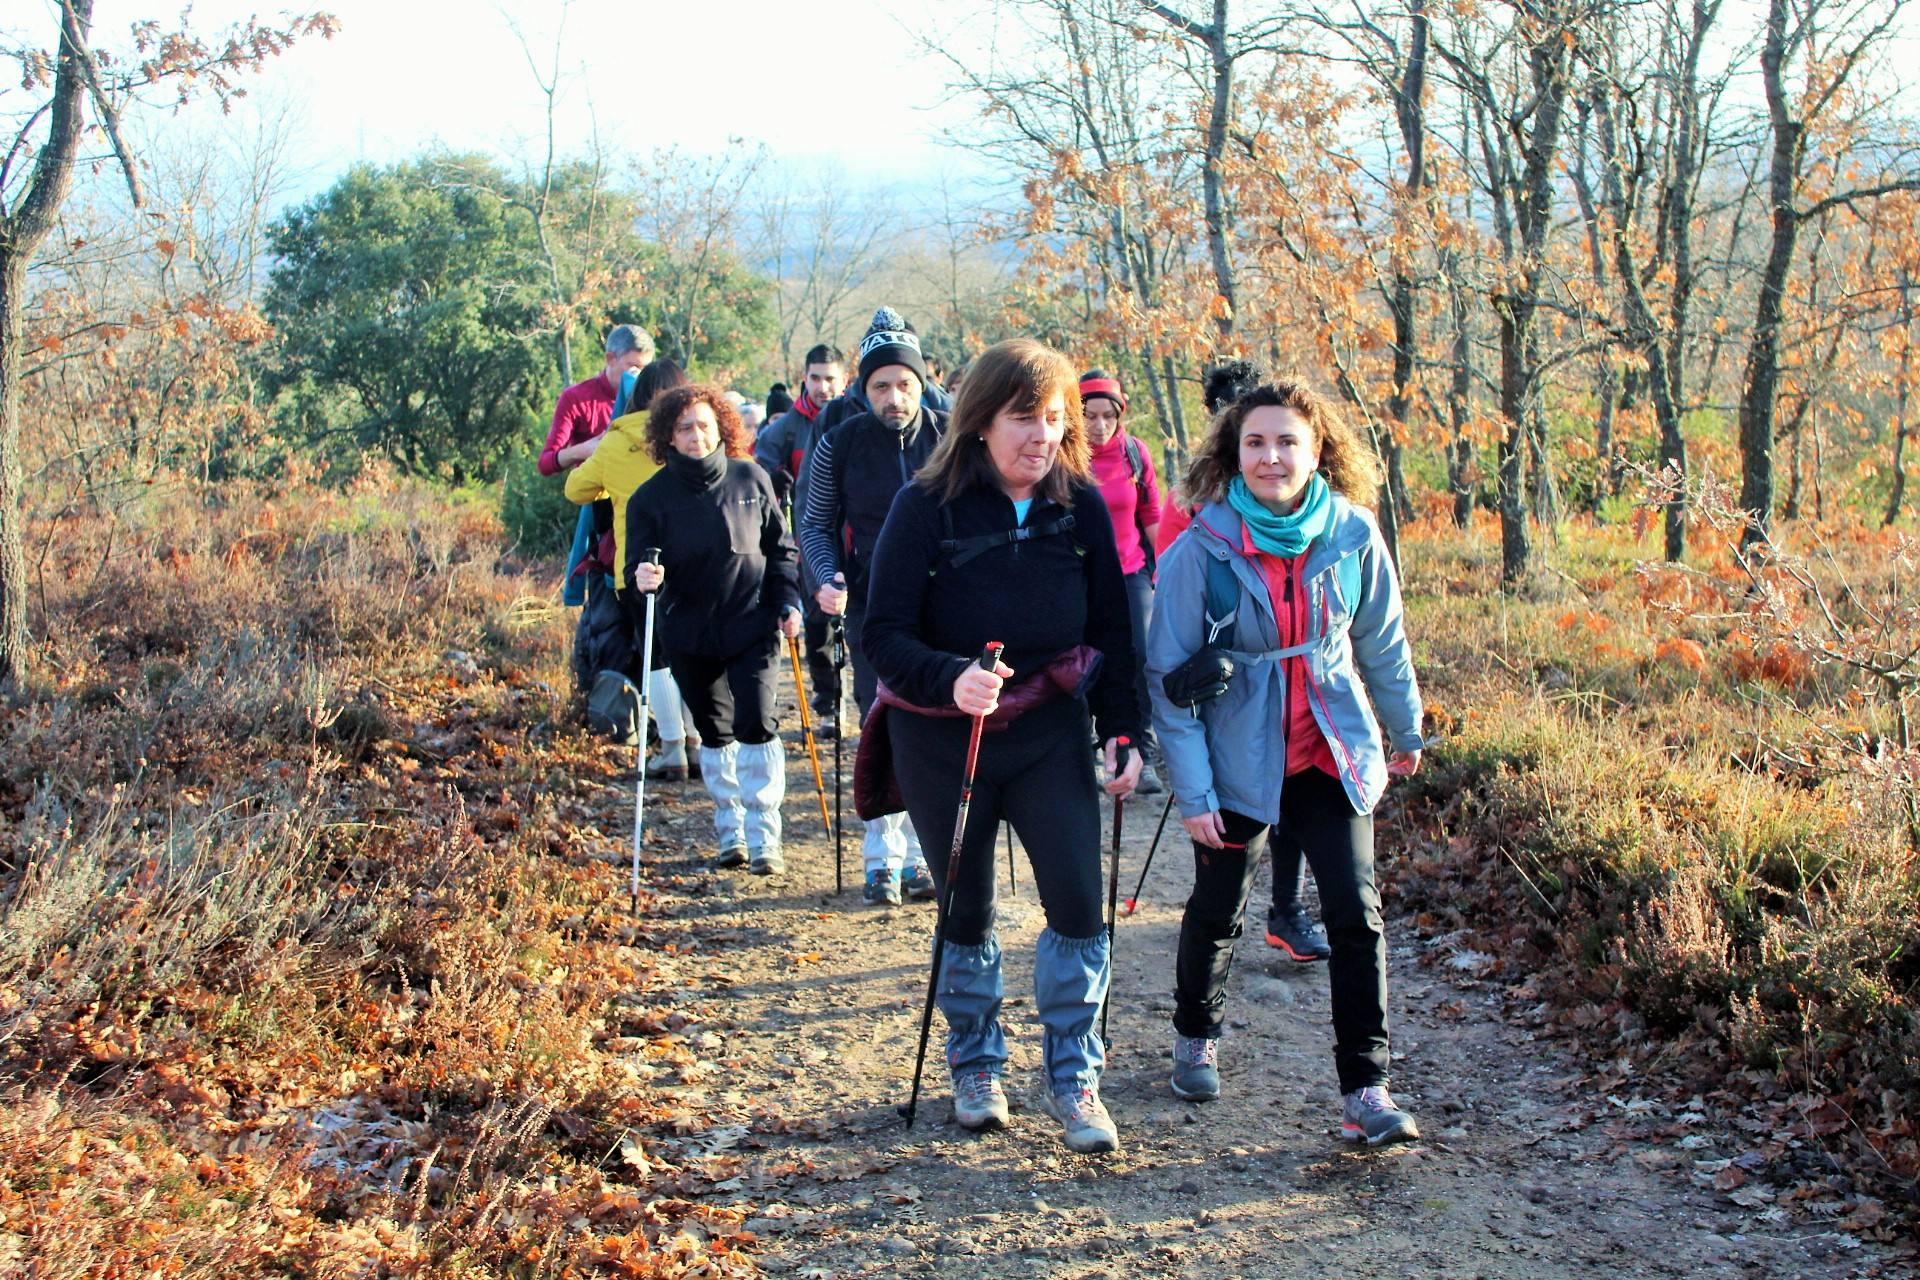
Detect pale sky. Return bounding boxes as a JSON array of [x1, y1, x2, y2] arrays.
[[28, 0, 992, 203]]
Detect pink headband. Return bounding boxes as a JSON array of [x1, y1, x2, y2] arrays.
[[1078, 377, 1127, 413]]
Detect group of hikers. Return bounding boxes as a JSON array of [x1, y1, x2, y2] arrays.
[[541, 309, 1426, 1156]]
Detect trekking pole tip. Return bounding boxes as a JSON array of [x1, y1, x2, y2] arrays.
[[1122, 898, 1138, 915]]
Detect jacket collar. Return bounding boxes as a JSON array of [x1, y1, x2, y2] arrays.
[[1191, 496, 1369, 577]]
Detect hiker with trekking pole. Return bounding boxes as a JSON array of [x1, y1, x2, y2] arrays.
[[1145, 378, 1425, 1145], [797, 308, 947, 907], [624, 384, 802, 876], [566, 359, 704, 778], [858, 338, 1143, 1154]]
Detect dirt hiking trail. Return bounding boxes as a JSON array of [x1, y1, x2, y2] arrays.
[[568, 698, 1901, 1280]]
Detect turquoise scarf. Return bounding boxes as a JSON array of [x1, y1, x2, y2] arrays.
[[1227, 472, 1331, 558]]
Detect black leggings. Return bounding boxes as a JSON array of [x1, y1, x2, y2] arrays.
[[1173, 768, 1390, 1093], [669, 637, 780, 748], [890, 696, 1104, 945]]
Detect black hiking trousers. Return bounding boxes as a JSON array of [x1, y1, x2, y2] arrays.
[[890, 696, 1104, 946], [1172, 767, 1391, 1094]]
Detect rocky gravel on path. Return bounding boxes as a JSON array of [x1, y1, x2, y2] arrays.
[[587, 721, 1901, 1280]]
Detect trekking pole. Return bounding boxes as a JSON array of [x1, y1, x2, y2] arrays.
[[1005, 823, 1016, 893], [900, 641, 1003, 1128], [1100, 736, 1131, 1044], [785, 633, 834, 840], [830, 618, 847, 893], [1121, 792, 1177, 916], [629, 548, 662, 915]]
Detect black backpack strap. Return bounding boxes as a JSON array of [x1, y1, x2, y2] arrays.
[[935, 510, 1079, 571]]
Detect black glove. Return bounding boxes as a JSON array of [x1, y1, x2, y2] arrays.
[[1163, 645, 1234, 709]]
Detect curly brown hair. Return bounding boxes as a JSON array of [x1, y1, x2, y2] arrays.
[[645, 383, 753, 464], [1182, 379, 1383, 507], [916, 338, 1089, 504]]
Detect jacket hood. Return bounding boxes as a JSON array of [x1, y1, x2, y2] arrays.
[[606, 410, 652, 444]]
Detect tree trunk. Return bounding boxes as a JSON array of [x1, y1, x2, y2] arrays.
[[1446, 258, 1475, 528], [1494, 2, 1576, 585], [1811, 407, 1825, 523], [0, 250, 27, 683], [1737, 0, 1801, 549], [1886, 285, 1913, 528], [0, 0, 97, 683], [1136, 340, 1175, 449], [1497, 303, 1533, 582], [1384, 0, 1428, 530], [1201, 0, 1238, 341], [1596, 87, 1689, 561], [1160, 354, 1190, 452], [1784, 417, 1803, 519]]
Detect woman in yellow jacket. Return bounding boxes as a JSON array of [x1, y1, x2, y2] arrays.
[[566, 358, 699, 777]]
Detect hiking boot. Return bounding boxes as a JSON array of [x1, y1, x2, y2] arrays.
[[1042, 1085, 1119, 1154], [951, 1070, 1009, 1131], [714, 844, 749, 870], [749, 844, 785, 876], [1134, 762, 1165, 795], [902, 864, 938, 902], [646, 738, 689, 781], [1341, 1085, 1419, 1146], [1170, 1036, 1221, 1101], [863, 868, 901, 907], [1266, 905, 1332, 962]]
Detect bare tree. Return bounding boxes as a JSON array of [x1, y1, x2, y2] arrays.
[[1140, 0, 1301, 344], [1585, 0, 1729, 561], [1737, 0, 1920, 546], [1435, 0, 1584, 585], [0, 2, 334, 682], [751, 173, 895, 376]]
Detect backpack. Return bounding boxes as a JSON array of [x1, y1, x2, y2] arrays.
[[1121, 435, 1158, 576], [1202, 543, 1364, 644]]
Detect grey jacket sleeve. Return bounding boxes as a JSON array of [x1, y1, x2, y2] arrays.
[[1347, 519, 1424, 753], [1145, 533, 1221, 819]]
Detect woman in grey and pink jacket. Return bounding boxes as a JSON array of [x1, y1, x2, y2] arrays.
[[1146, 379, 1425, 1146]]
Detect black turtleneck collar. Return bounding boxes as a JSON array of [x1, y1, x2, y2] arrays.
[[666, 445, 728, 491]]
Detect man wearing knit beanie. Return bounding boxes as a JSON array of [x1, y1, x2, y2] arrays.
[[796, 306, 946, 908], [855, 306, 931, 392]]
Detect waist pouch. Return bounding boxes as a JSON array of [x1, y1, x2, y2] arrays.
[[1164, 644, 1235, 708], [853, 645, 1103, 820]]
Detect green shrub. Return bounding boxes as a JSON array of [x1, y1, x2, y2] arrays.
[[499, 449, 580, 557]]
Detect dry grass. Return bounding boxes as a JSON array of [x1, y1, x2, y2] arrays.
[[0, 477, 757, 1278], [1387, 512, 1920, 1217]]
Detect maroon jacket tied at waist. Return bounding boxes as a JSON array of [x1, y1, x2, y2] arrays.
[[852, 645, 1104, 820]]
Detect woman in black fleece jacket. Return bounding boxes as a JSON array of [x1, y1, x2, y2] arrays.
[[861, 338, 1142, 1154], [625, 384, 802, 876]]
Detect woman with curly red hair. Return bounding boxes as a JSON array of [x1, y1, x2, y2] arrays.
[[624, 384, 802, 874]]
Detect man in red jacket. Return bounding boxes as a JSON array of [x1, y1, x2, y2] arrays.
[[539, 324, 657, 477]]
